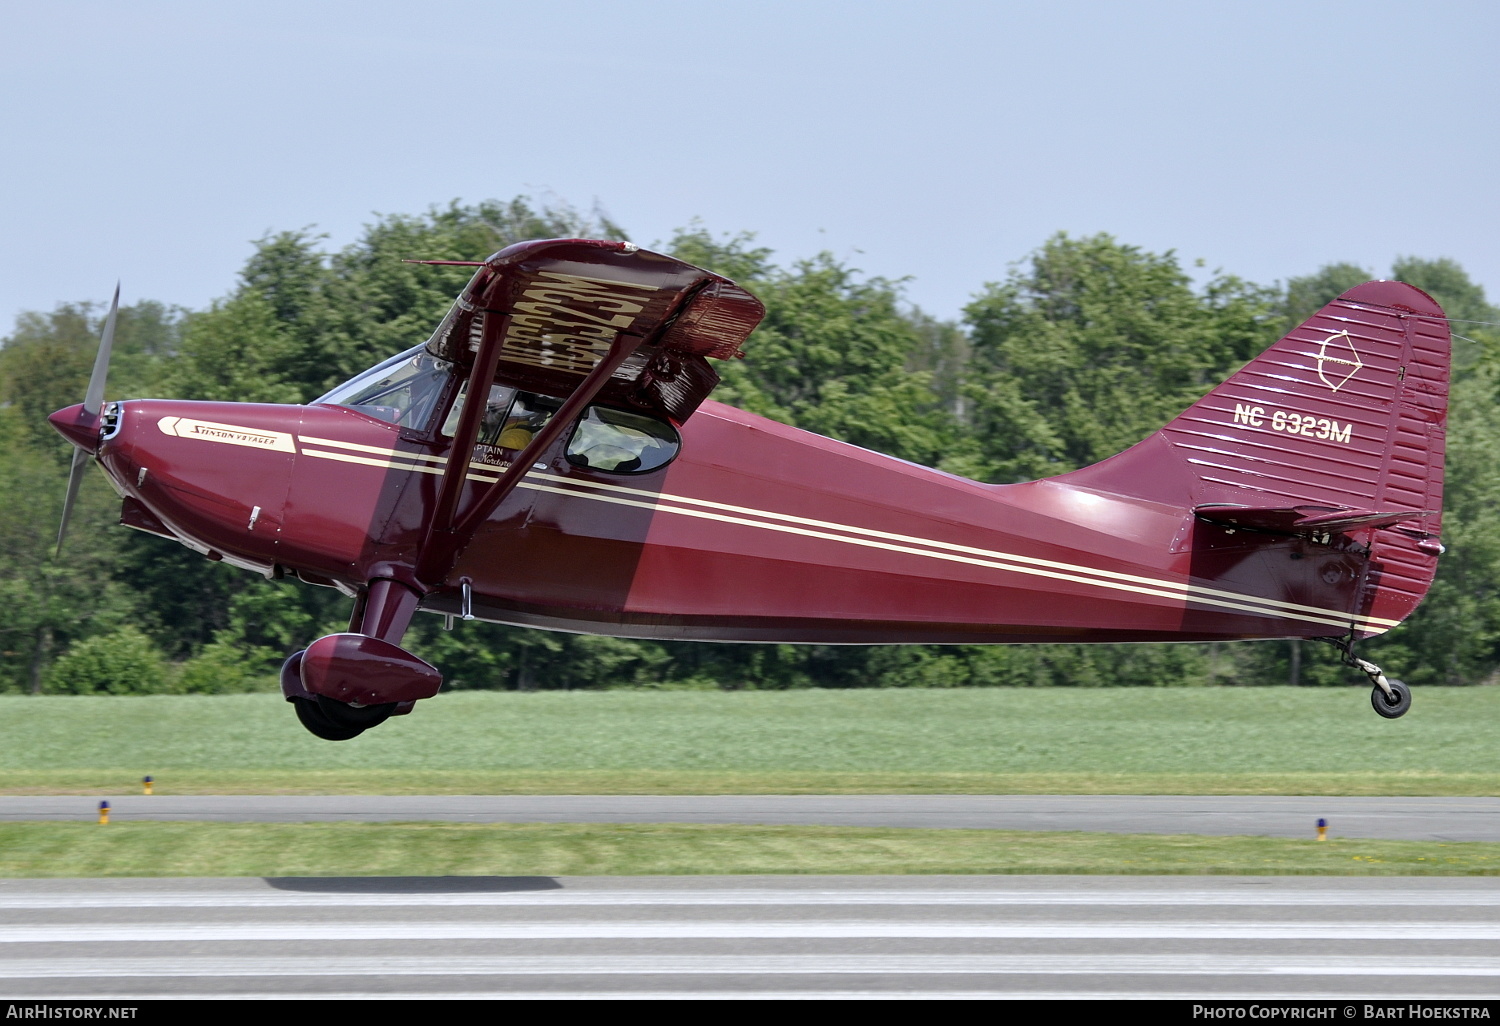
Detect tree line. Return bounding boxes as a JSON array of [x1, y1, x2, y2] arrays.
[[3, 198, 1498, 693]]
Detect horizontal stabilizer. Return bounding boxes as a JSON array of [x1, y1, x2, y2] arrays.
[[1194, 503, 1436, 535]]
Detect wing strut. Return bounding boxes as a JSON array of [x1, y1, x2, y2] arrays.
[[426, 313, 510, 539], [414, 324, 645, 585]]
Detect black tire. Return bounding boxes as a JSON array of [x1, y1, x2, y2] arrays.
[[314, 693, 397, 731], [293, 697, 365, 741], [279, 650, 306, 698], [1371, 678, 1412, 719]]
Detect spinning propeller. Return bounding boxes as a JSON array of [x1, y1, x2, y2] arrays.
[[53, 284, 119, 557]]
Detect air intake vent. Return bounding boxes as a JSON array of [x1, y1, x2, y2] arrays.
[[100, 402, 123, 441]]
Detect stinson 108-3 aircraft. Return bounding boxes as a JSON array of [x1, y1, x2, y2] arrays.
[[50, 239, 1449, 739]]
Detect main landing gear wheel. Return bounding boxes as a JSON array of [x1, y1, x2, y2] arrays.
[[292, 697, 365, 741], [314, 694, 397, 731], [1371, 678, 1412, 719]]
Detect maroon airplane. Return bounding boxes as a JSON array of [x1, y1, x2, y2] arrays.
[[50, 239, 1449, 739]]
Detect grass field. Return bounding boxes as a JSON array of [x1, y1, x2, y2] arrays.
[[0, 686, 1496, 796], [4, 688, 1498, 877], [2, 822, 1499, 877]]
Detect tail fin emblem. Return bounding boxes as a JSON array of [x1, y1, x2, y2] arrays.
[[1315, 331, 1363, 392]]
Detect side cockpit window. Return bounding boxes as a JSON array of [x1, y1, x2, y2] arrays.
[[441, 384, 559, 451], [315, 346, 451, 428], [566, 406, 680, 474]]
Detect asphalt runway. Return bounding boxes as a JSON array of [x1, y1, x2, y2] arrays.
[[1, 875, 1498, 998], [3, 795, 1500, 841]]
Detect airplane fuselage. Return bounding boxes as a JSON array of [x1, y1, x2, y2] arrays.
[[93, 393, 1385, 646]]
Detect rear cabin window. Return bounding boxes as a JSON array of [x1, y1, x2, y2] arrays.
[[566, 406, 680, 474]]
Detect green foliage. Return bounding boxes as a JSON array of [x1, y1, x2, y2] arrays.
[[664, 222, 775, 285], [175, 641, 274, 694], [0, 309, 92, 452], [201, 581, 348, 678], [904, 310, 972, 421], [114, 535, 245, 659], [725, 256, 949, 465], [1393, 256, 1497, 326], [961, 232, 1279, 481], [0, 300, 181, 454], [670, 224, 951, 468], [0, 446, 132, 693], [165, 292, 303, 403], [1280, 262, 1373, 329], [44, 626, 168, 695], [165, 200, 630, 406]]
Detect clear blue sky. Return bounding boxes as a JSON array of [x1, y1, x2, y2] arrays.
[[2, 0, 1496, 333]]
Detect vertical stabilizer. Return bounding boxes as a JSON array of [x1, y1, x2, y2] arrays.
[[1066, 280, 1450, 631]]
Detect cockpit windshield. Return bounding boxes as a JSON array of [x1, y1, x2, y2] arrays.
[[314, 345, 452, 428]]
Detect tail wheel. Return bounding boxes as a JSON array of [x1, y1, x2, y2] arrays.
[[292, 698, 365, 741], [1371, 679, 1412, 719]]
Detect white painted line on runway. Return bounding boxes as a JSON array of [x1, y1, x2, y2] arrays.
[[2, 954, 1500, 978], [19, 992, 1462, 1001], [6, 880, 1500, 1000], [4, 921, 1500, 942], [4, 888, 1500, 908]]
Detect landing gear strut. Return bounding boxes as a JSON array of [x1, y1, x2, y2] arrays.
[[1323, 636, 1411, 719], [282, 580, 439, 741]]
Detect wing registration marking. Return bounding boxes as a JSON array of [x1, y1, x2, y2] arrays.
[[502, 270, 660, 375]]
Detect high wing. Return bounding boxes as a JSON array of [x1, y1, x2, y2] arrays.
[[414, 239, 764, 584]]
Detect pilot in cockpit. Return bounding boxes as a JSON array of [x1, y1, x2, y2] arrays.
[[478, 390, 556, 451]]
